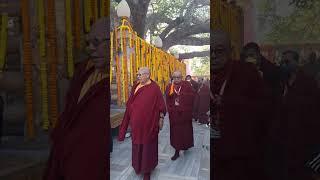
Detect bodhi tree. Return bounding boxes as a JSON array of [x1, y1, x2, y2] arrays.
[[111, 0, 210, 60]]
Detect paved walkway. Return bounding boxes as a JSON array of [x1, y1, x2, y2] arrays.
[[110, 115, 210, 180]]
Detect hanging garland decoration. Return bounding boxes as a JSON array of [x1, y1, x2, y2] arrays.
[[0, 13, 8, 73], [65, 0, 74, 78], [91, 0, 98, 23], [100, 0, 105, 17], [110, 32, 114, 85], [21, 0, 35, 139], [73, 0, 81, 50], [84, 0, 91, 33], [112, 17, 186, 103], [37, 0, 49, 130], [47, 0, 59, 128], [115, 28, 121, 106], [122, 28, 128, 104]]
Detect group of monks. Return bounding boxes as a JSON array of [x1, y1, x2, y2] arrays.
[[186, 75, 211, 126], [211, 29, 320, 180], [42, 17, 210, 180], [118, 67, 210, 180], [41, 17, 319, 180]]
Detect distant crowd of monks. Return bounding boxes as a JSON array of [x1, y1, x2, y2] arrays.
[[211, 29, 320, 180]]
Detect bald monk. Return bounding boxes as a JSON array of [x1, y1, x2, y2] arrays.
[[43, 18, 110, 180], [118, 67, 166, 180], [211, 29, 268, 180], [165, 71, 194, 160]]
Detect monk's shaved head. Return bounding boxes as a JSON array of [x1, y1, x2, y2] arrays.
[[211, 29, 232, 70], [138, 67, 150, 75], [87, 17, 110, 71], [137, 67, 151, 84], [172, 70, 182, 84], [211, 29, 231, 51], [173, 71, 182, 77], [88, 17, 110, 40]]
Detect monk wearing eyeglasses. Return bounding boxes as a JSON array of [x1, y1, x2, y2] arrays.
[[165, 71, 195, 161], [43, 18, 110, 180], [118, 67, 166, 180]]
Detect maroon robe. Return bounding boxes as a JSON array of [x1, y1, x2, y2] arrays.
[[118, 80, 166, 174], [188, 80, 199, 119], [165, 81, 194, 150], [194, 83, 210, 124], [211, 60, 268, 180], [43, 60, 110, 180], [274, 70, 320, 180]]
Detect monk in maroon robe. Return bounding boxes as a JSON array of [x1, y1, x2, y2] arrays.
[[194, 78, 210, 124], [118, 67, 166, 180], [43, 18, 110, 180], [185, 75, 199, 120], [241, 42, 284, 180], [165, 71, 194, 160], [273, 50, 320, 180], [211, 29, 268, 180]]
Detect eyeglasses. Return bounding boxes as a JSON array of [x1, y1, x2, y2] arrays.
[[137, 73, 148, 77], [213, 48, 226, 55], [172, 76, 182, 79]]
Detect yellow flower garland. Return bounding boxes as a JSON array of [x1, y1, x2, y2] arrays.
[[112, 18, 187, 104], [65, 0, 74, 78], [22, 0, 34, 139], [0, 14, 8, 73], [37, 0, 49, 130]]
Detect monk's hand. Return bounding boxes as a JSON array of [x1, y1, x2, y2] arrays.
[[159, 118, 164, 130], [118, 135, 125, 142]]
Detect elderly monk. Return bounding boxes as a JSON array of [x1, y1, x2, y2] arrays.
[[43, 18, 110, 180], [118, 67, 166, 180], [211, 29, 268, 180], [194, 77, 210, 125], [165, 71, 194, 160], [241, 42, 283, 180], [274, 50, 320, 180]]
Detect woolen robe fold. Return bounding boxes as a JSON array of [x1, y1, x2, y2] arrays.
[[118, 80, 166, 173], [194, 83, 210, 124], [165, 81, 194, 150], [274, 70, 320, 180], [43, 60, 110, 180]]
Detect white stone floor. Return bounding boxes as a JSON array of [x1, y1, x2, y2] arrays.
[[110, 115, 210, 180]]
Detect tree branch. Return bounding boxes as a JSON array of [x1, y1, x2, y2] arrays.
[[159, 17, 184, 39], [176, 37, 209, 46], [162, 21, 210, 50], [179, 50, 210, 59]]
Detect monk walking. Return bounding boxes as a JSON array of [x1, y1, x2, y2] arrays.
[[211, 29, 268, 180], [194, 77, 210, 125], [274, 50, 320, 180], [118, 67, 166, 180], [43, 18, 110, 180], [165, 71, 194, 161]]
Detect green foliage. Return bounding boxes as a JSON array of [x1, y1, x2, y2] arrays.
[[264, 0, 320, 43], [191, 56, 210, 76]]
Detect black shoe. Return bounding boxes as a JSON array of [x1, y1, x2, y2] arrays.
[[171, 150, 180, 161]]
